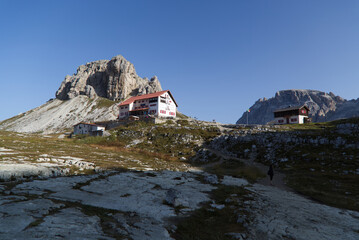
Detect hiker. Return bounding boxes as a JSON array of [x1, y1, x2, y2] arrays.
[[267, 164, 274, 185]]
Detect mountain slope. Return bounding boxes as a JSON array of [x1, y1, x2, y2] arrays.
[[0, 96, 118, 133], [0, 55, 164, 133], [236, 89, 359, 124]]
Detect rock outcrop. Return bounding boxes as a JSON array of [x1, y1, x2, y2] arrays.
[[236, 89, 359, 124], [0, 55, 165, 133], [56, 55, 162, 101]]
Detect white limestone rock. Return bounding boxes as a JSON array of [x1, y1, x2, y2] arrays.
[[246, 184, 359, 240], [0, 95, 118, 133], [56, 55, 162, 101]]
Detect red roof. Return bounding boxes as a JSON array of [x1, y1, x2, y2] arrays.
[[119, 90, 178, 107]]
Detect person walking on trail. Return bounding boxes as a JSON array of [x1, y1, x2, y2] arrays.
[[267, 164, 274, 185]]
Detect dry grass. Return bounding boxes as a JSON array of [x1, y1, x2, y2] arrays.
[[173, 185, 251, 240], [0, 130, 190, 172], [207, 159, 265, 183]]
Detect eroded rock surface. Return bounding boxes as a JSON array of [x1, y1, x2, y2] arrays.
[[56, 55, 162, 101], [0, 170, 357, 239], [247, 184, 359, 240], [1, 170, 215, 239]]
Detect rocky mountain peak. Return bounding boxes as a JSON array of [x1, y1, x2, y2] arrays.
[[236, 89, 358, 124], [56, 55, 162, 101]]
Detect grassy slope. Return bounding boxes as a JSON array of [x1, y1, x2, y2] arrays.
[[227, 119, 359, 211], [284, 120, 359, 211]]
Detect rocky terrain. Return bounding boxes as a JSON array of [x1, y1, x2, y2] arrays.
[[236, 89, 359, 124], [56, 55, 162, 101], [0, 118, 358, 239], [206, 120, 359, 211], [1, 170, 358, 240], [0, 55, 164, 133]]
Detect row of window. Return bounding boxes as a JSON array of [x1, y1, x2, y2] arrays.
[[120, 109, 175, 117], [278, 118, 298, 123], [135, 100, 147, 104], [134, 106, 148, 110], [120, 106, 128, 110]]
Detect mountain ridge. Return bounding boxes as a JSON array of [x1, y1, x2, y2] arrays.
[[236, 89, 359, 124]]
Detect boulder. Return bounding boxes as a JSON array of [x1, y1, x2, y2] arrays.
[[164, 188, 188, 207]]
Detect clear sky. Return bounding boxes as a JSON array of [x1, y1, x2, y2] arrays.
[[0, 0, 358, 123]]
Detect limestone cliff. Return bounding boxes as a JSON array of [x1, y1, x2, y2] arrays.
[[56, 55, 162, 101], [236, 89, 359, 124]]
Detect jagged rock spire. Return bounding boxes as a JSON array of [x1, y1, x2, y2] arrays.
[[56, 55, 162, 101]]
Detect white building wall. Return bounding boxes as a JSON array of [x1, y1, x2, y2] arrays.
[[74, 124, 105, 135], [158, 93, 176, 118], [119, 105, 129, 118], [289, 115, 299, 124], [298, 115, 307, 124], [149, 97, 159, 116], [275, 115, 307, 125], [275, 117, 286, 125]]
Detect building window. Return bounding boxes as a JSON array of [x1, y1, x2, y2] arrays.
[[291, 118, 297, 122], [160, 99, 166, 103], [278, 120, 284, 123], [149, 98, 158, 103], [160, 110, 166, 114]]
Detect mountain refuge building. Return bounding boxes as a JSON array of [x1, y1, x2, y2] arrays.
[[118, 90, 178, 119], [73, 122, 106, 136], [273, 105, 310, 124]]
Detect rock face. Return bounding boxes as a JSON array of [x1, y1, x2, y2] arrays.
[[236, 89, 359, 124], [56, 55, 162, 101]]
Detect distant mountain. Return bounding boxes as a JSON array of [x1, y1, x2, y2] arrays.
[[236, 89, 359, 124], [0, 55, 163, 133]]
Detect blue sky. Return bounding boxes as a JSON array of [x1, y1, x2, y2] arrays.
[[0, 0, 358, 123]]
